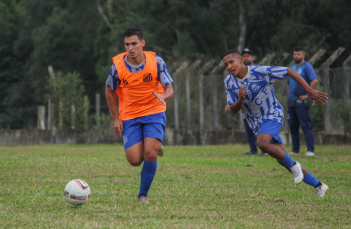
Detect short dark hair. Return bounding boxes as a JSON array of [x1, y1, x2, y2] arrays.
[[123, 27, 144, 40], [222, 49, 241, 59], [294, 47, 304, 52]]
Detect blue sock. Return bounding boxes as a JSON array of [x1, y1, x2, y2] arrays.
[[303, 172, 320, 188], [280, 153, 295, 168], [138, 160, 157, 198]]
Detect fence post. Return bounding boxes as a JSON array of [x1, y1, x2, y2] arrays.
[[47, 99, 53, 130], [288, 49, 326, 67], [258, 53, 275, 65], [83, 95, 89, 130], [198, 59, 216, 132], [343, 55, 351, 134], [71, 104, 76, 129], [308, 49, 326, 65], [211, 61, 225, 131], [276, 52, 289, 66], [320, 47, 345, 134], [96, 93, 101, 128], [172, 61, 189, 130], [58, 101, 63, 129], [47, 66, 56, 131], [37, 106, 46, 130], [185, 60, 202, 130]]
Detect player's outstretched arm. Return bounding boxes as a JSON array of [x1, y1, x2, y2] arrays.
[[105, 86, 123, 137], [229, 88, 247, 114], [287, 68, 328, 105], [152, 84, 174, 106]]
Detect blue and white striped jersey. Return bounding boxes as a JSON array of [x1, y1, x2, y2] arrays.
[[106, 55, 173, 90], [225, 65, 288, 135]]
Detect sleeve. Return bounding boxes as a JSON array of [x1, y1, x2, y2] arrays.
[[305, 63, 318, 81], [225, 76, 237, 104], [106, 64, 120, 90], [157, 56, 173, 87], [266, 66, 288, 83], [252, 66, 288, 83], [226, 90, 237, 104]]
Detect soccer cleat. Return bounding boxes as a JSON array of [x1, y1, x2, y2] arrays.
[[259, 152, 268, 156], [245, 151, 257, 155], [158, 145, 164, 157], [305, 151, 315, 156], [288, 152, 299, 156], [316, 183, 329, 197], [138, 196, 150, 204], [290, 161, 304, 185]]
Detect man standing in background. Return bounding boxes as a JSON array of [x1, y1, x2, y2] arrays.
[[287, 47, 318, 156], [226, 48, 267, 156]]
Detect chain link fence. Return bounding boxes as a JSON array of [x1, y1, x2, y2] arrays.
[[1, 67, 350, 135]]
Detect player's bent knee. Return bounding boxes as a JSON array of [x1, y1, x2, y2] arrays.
[[144, 150, 158, 162], [128, 159, 143, 167], [257, 140, 269, 152], [144, 155, 157, 162]]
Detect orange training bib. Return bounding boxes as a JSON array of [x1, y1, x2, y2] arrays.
[[112, 51, 166, 121]]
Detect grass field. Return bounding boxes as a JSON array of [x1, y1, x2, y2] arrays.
[[0, 144, 350, 228]]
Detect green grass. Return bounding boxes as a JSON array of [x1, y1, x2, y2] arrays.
[[0, 144, 350, 228]]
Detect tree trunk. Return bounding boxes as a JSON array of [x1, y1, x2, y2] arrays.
[[107, 0, 113, 17], [96, 0, 113, 31], [237, 2, 247, 52]]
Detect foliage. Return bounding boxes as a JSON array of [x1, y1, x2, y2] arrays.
[[1, 0, 351, 129], [45, 71, 87, 132]]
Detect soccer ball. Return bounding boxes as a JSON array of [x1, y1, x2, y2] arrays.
[[64, 179, 91, 205]]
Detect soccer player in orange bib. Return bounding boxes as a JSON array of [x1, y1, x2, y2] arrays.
[[105, 27, 174, 203]]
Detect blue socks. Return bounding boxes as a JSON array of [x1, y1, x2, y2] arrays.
[[303, 172, 320, 188], [280, 153, 296, 168], [138, 160, 157, 198], [280, 153, 321, 188]]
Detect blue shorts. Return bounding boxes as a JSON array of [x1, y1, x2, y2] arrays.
[[258, 119, 284, 144], [122, 112, 166, 149]]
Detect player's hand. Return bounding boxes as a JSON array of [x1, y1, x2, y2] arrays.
[[308, 90, 328, 105], [114, 118, 123, 138], [152, 91, 166, 106], [238, 88, 247, 100], [299, 95, 309, 102], [225, 105, 230, 112]]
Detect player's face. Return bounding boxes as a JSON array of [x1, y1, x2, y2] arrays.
[[242, 53, 254, 66], [293, 51, 305, 64], [124, 35, 145, 58], [223, 54, 243, 77]]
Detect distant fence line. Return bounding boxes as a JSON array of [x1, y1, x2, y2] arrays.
[[1, 47, 351, 138], [1, 127, 351, 146]]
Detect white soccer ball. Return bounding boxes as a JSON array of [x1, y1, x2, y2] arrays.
[[64, 179, 91, 205]]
